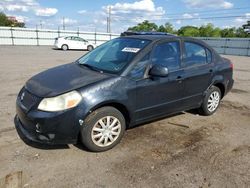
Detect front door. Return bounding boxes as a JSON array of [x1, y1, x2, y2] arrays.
[[135, 40, 185, 122]]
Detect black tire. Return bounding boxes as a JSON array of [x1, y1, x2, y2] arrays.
[[87, 45, 94, 51], [199, 85, 221, 116], [80, 106, 126, 152], [62, 44, 68, 51]]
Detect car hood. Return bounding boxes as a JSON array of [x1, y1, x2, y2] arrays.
[[25, 63, 112, 97]]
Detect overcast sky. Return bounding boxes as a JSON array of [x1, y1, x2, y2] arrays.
[[0, 0, 249, 33]]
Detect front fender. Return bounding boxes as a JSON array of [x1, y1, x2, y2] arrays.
[[76, 77, 136, 125]]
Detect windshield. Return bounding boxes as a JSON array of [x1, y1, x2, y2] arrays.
[[77, 38, 150, 74]]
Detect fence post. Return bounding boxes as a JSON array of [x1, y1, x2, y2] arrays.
[[110, 33, 112, 40], [247, 39, 250, 56], [10, 27, 14, 45], [58, 27, 60, 37], [94, 32, 97, 44], [77, 27, 80, 37], [223, 38, 228, 55], [36, 28, 39, 46]]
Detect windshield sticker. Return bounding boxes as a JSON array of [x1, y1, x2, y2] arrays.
[[122, 47, 141, 53]]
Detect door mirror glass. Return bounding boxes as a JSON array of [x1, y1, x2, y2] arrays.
[[149, 64, 169, 77]]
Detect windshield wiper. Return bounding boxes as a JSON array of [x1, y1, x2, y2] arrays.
[[78, 63, 103, 73]]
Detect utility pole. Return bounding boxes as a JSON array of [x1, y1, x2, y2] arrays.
[[106, 6, 111, 33], [39, 20, 42, 29], [63, 17, 65, 30], [107, 17, 109, 33]]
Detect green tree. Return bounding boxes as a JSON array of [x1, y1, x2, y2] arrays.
[[0, 12, 25, 27], [128, 20, 158, 31], [178, 26, 200, 37], [199, 23, 221, 37], [0, 12, 12, 26], [157, 22, 176, 34], [220, 27, 236, 37], [127, 20, 249, 38], [236, 27, 248, 38]]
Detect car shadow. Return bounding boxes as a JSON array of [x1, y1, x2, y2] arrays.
[[52, 48, 89, 52], [73, 134, 92, 152]]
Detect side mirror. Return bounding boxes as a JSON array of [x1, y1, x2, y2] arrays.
[[149, 64, 169, 77]]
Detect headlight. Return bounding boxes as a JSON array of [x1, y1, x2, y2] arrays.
[[38, 91, 82, 112]]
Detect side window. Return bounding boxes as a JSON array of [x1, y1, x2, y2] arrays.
[[184, 42, 207, 66], [65, 37, 72, 40], [77, 37, 84, 42], [129, 53, 150, 79], [152, 41, 181, 71]]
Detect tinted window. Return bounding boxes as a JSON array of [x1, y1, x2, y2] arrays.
[[78, 38, 150, 74], [184, 42, 207, 66], [129, 53, 150, 79], [65, 37, 72, 40], [152, 41, 181, 71]]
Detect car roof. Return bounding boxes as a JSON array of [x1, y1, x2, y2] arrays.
[[122, 34, 179, 41], [122, 34, 210, 48]]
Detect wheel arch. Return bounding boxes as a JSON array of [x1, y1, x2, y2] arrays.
[[61, 44, 69, 49], [210, 75, 226, 99], [213, 82, 225, 99], [88, 101, 131, 129]]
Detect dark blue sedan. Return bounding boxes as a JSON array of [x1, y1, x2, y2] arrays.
[[15, 32, 234, 152]]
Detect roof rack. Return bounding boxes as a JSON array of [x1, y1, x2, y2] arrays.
[[120, 31, 176, 36]]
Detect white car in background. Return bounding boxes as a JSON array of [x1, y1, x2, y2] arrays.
[[54, 36, 96, 51]]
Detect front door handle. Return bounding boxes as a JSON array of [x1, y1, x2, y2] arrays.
[[176, 76, 183, 81], [176, 76, 183, 83]]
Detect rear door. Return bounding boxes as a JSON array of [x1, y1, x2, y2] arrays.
[[75, 37, 88, 49], [181, 40, 214, 108], [133, 40, 185, 122]]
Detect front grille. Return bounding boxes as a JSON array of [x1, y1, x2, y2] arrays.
[[19, 88, 40, 111]]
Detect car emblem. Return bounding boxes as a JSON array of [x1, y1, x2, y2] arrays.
[[20, 92, 25, 101]]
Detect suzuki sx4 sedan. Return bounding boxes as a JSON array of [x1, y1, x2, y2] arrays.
[[15, 32, 234, 152]]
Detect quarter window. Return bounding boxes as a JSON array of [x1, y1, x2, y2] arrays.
[[184, 42, 208, 66], [152, 41, 181, 71], [129, 53, 150, 79]]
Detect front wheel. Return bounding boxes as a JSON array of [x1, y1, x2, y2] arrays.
[[80, 107, 126, 152], [199, 86, 221, 116], [87, 45, 94, 51]]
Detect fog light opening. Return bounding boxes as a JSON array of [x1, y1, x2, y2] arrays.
[[35, 123, 42, 133]]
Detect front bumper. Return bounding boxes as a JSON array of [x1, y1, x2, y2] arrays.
[[15, 96, 85, 145]]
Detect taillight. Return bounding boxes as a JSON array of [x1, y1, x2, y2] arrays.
[[230, 62, 234, 69]]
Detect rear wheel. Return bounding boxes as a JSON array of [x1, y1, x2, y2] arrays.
[[199, 86, 221, 116], [80, 107, 126, 152], [62, 44, 68, 51], [87, 45, 94, 51]]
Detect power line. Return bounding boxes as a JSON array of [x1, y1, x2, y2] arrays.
[[112, 14, 249, 22], [110, 7, 250, 18], [158, 7, 250, 16]]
